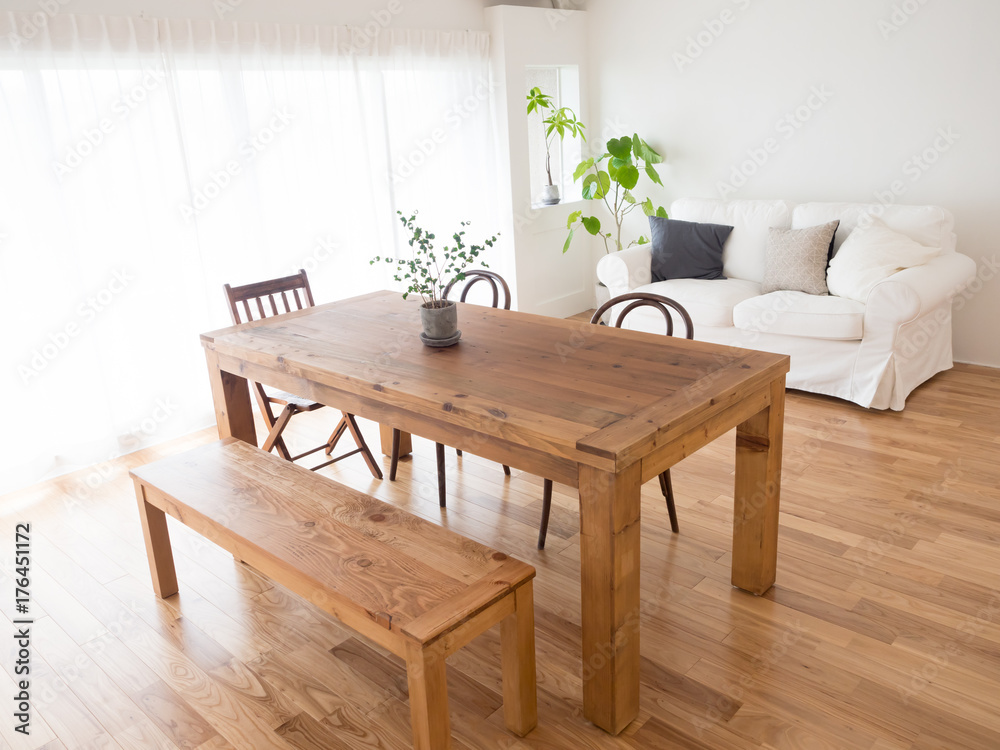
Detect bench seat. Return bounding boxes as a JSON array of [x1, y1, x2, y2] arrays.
[[130, 437, 537, 749]]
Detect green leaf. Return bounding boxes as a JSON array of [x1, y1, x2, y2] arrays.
[[582, 171, 611, 200], [563, 228, 575, 253], [567, 210, 582, 229], [645, 164, 663, 186], [526, 86, 553, 115], [608, 155, 633, 182], [632, 134, 663, 164], [656, 206, 668, 218], [616, 164, 640, 190], [573, 158, 594, 181], [641, 198, 655, 217], [607, 137, 632, 159], [623, 193, 636, 204], [582, 216, 601, 235], [636, 235, 649, 245]]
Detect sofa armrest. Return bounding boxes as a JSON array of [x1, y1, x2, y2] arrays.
[[596, 246, 653, 298], [864, 253, 979, 331]]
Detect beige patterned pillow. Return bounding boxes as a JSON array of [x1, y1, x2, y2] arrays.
[[761, 221, 840, 295]]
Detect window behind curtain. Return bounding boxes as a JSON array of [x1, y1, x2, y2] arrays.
[[0, 14, 499, 494]]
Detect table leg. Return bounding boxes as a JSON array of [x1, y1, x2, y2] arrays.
[[134, 482, 178, 598], [380, 424, 411, 458], [733, 376, 785, 595], [204, 349, 256, 444], [579, 462, 642, 735]]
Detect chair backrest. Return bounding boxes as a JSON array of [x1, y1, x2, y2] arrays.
[[591, 292, 695, 340], [442, 270, 511, 310], [224, 269, 315, 325]]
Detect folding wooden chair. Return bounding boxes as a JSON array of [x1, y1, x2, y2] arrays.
[[223, 270, 382, 478]]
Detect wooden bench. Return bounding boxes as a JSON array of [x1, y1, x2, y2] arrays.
[[129, 438, 537, 749]]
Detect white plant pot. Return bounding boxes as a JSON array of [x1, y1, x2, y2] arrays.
[[539, 184, 560, 205]]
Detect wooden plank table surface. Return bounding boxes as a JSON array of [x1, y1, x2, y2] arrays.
[[200, 290, 790, 735]]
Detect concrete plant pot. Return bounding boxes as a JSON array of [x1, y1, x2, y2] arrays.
[[419, 300, 461, 346]]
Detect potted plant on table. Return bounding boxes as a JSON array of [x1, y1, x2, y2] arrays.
[[526, 87, 586, 205], [372, 211, 499, 347]]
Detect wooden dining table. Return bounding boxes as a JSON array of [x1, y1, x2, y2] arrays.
[[201, 290, 790, 735]]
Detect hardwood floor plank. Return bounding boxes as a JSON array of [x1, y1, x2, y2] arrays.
[[0, 666, 58, 749], [112, 716, 178, 750], [245, 643, 389, 721], [31, 617, 145, 737], [130, 680, 219, 749], [2, 364, 999, 748]]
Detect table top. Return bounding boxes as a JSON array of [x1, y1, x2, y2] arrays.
[[202, 291, 789, 472]]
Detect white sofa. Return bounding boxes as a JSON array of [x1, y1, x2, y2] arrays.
[[596, 199, 978, 410]]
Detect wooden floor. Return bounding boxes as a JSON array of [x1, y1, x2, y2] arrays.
[[2, 363, 1000, 749]]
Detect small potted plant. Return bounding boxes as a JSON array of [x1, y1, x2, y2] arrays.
[[372, 211, 499, 346], [526, 87, 586, 205]]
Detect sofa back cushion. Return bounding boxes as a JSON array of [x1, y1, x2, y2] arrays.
[[670, 199, 793, 283], [792, 202, 956, 256]]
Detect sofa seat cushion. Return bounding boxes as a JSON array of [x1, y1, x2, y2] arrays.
[[733, 291, 865, 341], [632, 278, 762, 328]]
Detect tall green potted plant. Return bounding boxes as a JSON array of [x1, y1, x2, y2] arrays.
[[372, 211, 498, 346], [526, 87, 586, 205], [564, 133, 668, 253]]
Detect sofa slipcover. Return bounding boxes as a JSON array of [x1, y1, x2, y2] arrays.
[[597, 199, 978, 410]]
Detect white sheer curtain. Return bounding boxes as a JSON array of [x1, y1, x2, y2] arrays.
[[0, 13, 499, 493]]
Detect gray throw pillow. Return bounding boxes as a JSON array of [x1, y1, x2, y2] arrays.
[[760, 221, 840, 295], [649, 217, 733, 282]]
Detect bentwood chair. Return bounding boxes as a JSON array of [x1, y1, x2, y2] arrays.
[[388, 270, 512, 506], [223, 270, 383, 478], [536, 292, 695, 549]]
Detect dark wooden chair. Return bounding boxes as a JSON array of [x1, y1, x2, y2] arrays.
[[223, 270, 382, 478], [537, 292, 695, 549], [388, 270, 512, 507]]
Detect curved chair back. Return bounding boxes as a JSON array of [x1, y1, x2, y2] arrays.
[[591, 292, 695, 340], [443, 270, 511, 310]]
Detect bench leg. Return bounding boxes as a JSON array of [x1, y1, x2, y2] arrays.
[[134, 482, 178, 598], [500, 580, 538, 736], [405, 642, 451, 750]]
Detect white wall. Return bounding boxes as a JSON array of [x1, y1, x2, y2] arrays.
[[0, 0, 574, 26], [487, 5, 598, 317], [588, 0, 1000, 366], [0, 0, 490, 28]]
